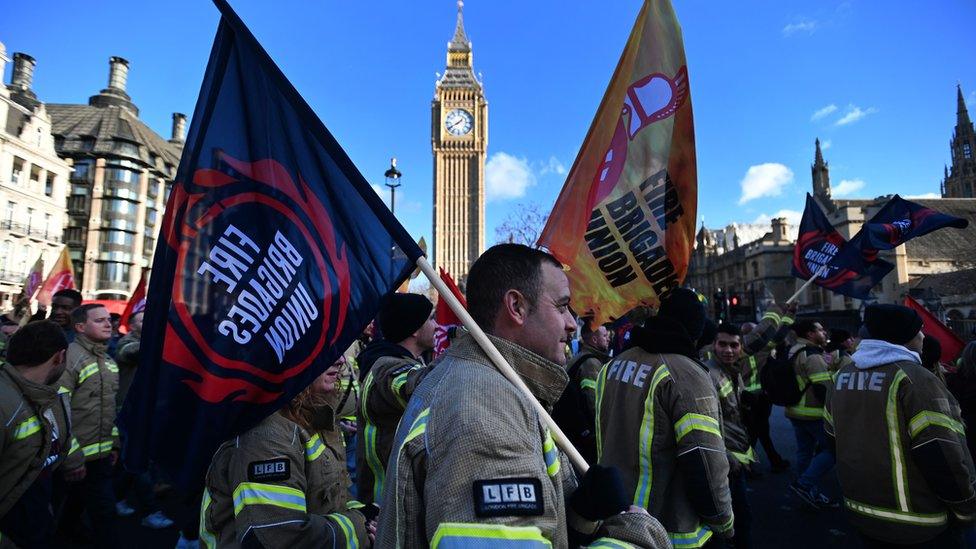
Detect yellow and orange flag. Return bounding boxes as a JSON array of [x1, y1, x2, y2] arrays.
[[537, 0, 697, 324], [36, 247, 75, 306]]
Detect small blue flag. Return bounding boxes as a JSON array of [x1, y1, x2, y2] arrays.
[[792, 194, 893, 300], [118, 0, 423, 488], [852, 194, 969, 254]]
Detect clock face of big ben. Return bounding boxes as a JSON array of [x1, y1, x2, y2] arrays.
[[445, 108, 474, 136]]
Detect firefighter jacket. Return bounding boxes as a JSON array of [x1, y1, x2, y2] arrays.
[[0, 363, 73, 517], [785, 338, 831, 421], [739, 307, 793, 393], [374, 333, 671, 549], [357, 352, 429, 504], [335, 358, 359, 422], [825, 339, 976, 544], [596, 317, 734, 548], [202, 410, 368, 548], [825, 350, 854, 374], [58, 335, 118, 468], [569, 343, 610, 422], [115, 331, 140, 411], [705, 359, 754, 466]]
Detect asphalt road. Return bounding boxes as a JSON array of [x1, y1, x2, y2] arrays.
[[63, 406, 857, 548]]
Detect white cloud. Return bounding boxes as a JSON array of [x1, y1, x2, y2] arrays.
[[811, 104, 837, 121], [832, 178, 866, 197], [835, 104, 878, 126], [753, 209, 803, 225], [906, 192, 940, 199], [540, 156, 567, 176], [968, 91, 975, 108], [737, 163, 794, 205], [820, 139, 832, 151], [486, 152, 536, 202], [782, 19, 817, 37]]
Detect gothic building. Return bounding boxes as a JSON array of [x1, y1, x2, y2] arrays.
[[689, 88, 976, 326], [431, 1, 487, 283], [942, 84, 975, 198]]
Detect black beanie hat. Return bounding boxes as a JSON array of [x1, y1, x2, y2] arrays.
[[658, 288, 706, 341], [863, 304, 923, 345], [378, 293, 434, 344]]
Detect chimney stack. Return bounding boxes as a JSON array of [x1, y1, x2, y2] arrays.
[[170, 112, 187, 143], [89, 55, 138, 114], [11, 52, 36, 91], [107, 56, 129, 92]]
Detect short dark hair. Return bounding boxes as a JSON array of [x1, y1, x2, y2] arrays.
[[716, 323, 742, 338], [793, 319, 820, 339], [110, 313, 122, 321], [71, 303, 106, 326], [466, 244, 563, 331], [580, 318, 598, 338], [52, 289, 83, 306], [6, 321, 68, 367]]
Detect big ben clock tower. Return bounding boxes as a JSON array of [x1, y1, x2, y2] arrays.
[[432, 0, 487, 282]]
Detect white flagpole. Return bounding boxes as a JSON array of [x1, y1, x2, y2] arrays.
[[415, 256, 589, 473], [787, 265, 829, 305]]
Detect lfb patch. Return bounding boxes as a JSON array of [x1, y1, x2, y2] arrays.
[[248, 458, 291, 482], [473, 478, 544, 517]]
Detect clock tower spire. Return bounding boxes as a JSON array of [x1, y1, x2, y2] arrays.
[[432, 0, 488, 283]]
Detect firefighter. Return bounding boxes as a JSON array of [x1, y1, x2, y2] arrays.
[[201, 356, 372, 547], [356, 292, 436, 504], [56, 304, 120, 548], [375, 244, 670, 548], [552, 319, 611, 464], [0, 321, 73, 548], [597, 288, 735, 548], [826, 304, 976, 548]]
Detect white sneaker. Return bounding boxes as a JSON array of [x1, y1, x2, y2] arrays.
[[115, 500, 136, 517], [141, 511, 175, 529], [175, 534, 200, 549]]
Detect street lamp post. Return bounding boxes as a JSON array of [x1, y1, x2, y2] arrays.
[[384, 157, 402, 215]]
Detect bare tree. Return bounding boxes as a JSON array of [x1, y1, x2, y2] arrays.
[[494, 202, 549, 247]]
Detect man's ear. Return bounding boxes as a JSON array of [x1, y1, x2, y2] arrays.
[[501, 289, 529, 327]]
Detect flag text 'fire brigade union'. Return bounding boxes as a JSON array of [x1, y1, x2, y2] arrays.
[[118, 0, 423, 488]]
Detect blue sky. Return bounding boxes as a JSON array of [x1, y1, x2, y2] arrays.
[[3, 0, 974, 245]]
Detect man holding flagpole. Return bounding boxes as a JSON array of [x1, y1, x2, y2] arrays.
[[376, 244, 669, 548]]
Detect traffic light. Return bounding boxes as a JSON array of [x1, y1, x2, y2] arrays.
[[730, 294, 740, 307]]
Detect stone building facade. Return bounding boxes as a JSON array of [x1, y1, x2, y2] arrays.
[[431, 1, 487, 283], [0, 43, 72, 307], [47, 56, 184, 301], [689, 87, 976, 323]]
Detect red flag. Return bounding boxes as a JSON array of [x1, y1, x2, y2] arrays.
[[904, 295, 965, 364], [537, 0, 697, 324], [434, 268, 467, 357], [36, 247, 75, 307], [120, 270, 148, 333]]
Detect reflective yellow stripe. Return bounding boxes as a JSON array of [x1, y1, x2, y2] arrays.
[[887, 370, 909, 512], [106, 362, 119, 373], [360, 372, 385, 503], [57, 386, 71, 395], [762, 311, 781, 323], [731, 446, 757, 464], [673, 413, 722, 443], [580, 378, 597, 391], [232, 482, 306, 516], [12, 415, 41, 440], [543, 430, 560, 477], [111, 426, 119, 437], [305, 434, 325, 462], [718, 379, 733, 398], [345, 500, 365, 510], [809, 371, 833, 383], [780, 316, 794, 326], [68, 437, 81, 455], [634, 366, 671, 508], [199, 488, 216, 549], [327, 512, 359, 549], [669, 524, 714, 548], [81, 440, 114, 457], [909, 410, 965, 439], [823, 407, 834, 427], [844, 498, 947, 526], [595, 362, 609, 461], [404, 407, 430, 444], [77, 362, 99, 384], [391, 364, 423, 407], [431, 522, 552, 548]]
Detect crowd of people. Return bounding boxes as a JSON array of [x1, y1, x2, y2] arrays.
[[2, 243, 976, 548]]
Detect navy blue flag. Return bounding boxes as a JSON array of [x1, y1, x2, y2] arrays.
[[118, 0, 423, 488], [852, 194, 969, 253], [792, 194, 893, 300]]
